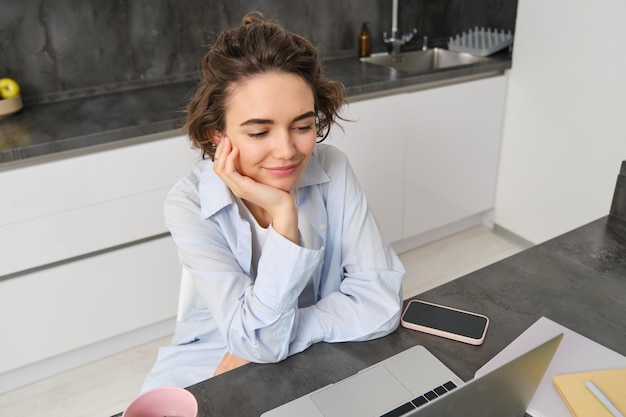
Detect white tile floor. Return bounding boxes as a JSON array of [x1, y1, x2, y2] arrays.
[[0, 226, 528, 417]]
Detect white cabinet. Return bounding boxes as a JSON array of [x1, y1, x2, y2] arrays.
[[326, 94, 406, 243], [327, 74, 507, 249], [0, 133, 198, 384], [0, 135, 197, 277], [0, 237, 180, 375], [403, 76, 507, 238]]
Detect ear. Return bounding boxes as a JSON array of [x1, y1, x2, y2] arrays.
[[206, 128, 223, 146]]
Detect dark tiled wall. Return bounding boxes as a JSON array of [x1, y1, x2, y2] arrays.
[[0, 0, 516, 104]]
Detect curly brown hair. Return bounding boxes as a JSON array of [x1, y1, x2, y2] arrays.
[[185, 12, 346, 160]]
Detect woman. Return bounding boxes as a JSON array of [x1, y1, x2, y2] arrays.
[[142, 12, 405, 391]]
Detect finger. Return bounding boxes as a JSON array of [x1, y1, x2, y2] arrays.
[[213, 137, 230, 170], [213, 137, 224, 161], [224, 142, 239, 171]]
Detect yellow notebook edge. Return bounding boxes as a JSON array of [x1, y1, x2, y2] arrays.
[[552, 376, 580, 417]]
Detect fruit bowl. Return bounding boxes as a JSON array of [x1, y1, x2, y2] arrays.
[[0, 95, 23, 119]]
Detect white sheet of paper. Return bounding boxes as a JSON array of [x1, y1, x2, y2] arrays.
[[475, 317, 626, 417]]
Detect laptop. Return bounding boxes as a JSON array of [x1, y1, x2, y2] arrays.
[[261, 334, 563, 417]]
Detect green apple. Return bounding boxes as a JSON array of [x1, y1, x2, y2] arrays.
[[0, 78, 20, 99]]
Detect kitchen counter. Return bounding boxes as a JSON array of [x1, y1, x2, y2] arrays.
[[0, 50, 511, 165]]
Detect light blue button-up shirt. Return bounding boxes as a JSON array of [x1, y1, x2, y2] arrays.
[[142, 144, 405, 391]]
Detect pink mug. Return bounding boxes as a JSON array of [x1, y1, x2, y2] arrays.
[[122, 386, 198, 417]]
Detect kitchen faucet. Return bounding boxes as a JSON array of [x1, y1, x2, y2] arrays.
[[383, 0, 417, 54]]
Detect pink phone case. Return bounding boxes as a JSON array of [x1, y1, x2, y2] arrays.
[[400, 300, 489, 345]]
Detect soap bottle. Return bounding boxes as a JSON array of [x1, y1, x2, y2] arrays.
[[358, 22, 371, 57]]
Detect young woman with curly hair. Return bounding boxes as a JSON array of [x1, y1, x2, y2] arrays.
[[142, 12, 405, 391]]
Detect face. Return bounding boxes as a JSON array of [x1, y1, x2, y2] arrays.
[[213, 72, 317, 192]]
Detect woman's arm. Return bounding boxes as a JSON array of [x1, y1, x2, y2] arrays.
[[165, 172, 323, 364], [288, 146, 405, 354]]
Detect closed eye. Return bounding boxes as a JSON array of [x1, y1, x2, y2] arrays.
[[295, 124, 314, 133], [248, 130, 269, 138]]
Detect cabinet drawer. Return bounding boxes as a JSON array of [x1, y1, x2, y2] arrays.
[[0, 134, 197, 227], [0, 236, 180, 374], [0, 188, 170, 276], [0, 134, 199, 276]]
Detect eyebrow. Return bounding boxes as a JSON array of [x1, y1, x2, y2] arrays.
[[239, 111, 316, 127]]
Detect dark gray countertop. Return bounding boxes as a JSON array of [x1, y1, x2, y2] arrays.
[[189, 215, 626, 416], [110, 213, 626, 417], [0, 51, 511, 165]]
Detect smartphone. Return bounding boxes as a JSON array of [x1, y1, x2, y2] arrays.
[[400, 299, 489, 345]]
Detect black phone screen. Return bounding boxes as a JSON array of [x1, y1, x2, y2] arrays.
[[402, 300, 488, 339]]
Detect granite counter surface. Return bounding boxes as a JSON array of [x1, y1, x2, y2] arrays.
[[0, 52, 511, 166]]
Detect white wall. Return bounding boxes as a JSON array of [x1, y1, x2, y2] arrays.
[[495, 0, 626, 244]]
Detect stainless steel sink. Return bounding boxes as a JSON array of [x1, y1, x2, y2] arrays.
[[361, 48, 487, 74]]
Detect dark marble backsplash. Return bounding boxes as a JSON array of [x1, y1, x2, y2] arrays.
[[0, 0, 516, 105]]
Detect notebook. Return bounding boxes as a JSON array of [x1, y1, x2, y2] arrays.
[[553, 368, 626, 417], [261, 334, 563, 417]]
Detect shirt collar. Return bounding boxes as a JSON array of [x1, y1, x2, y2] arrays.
[[198, 149, 331, 219]]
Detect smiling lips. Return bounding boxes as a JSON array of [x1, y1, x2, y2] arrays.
[[264, 163, 300, 177]]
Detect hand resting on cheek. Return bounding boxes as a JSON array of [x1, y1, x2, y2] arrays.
[[213, 137, 299, 244]]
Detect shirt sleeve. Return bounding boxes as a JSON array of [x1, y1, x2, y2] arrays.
[[288, 147, 405, 355], [165, 178, 324, 364]]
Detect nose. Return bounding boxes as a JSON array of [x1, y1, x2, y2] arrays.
[[273, 129, 297, 160]]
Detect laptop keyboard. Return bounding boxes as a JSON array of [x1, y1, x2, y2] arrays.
[[379, 380, 458, 417]]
